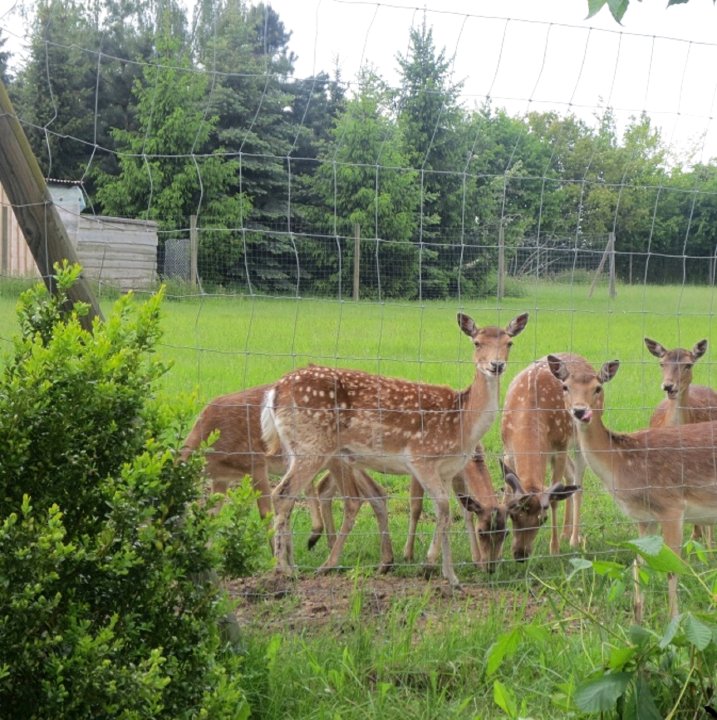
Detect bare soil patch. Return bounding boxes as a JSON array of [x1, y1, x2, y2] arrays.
[[226, 571, 548, 633]]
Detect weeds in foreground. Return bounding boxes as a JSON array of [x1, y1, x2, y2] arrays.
[[240, 537, 717, 719]]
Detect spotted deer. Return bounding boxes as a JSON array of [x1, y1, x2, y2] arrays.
[[401, 446, 510, 573], [548, 354, 717, 619], [181, 384, 394, 571], [500, 355, 585, 560], [261, 312, 529, 587], [645, 336, 717, 546]]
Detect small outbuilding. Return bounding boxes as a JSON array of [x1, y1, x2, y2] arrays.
[[1, 180, 158, 291]]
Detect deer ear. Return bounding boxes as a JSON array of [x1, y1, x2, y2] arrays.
[[457, 492, 484, 516], [506, 312, 529, 337], [457, 313, 478, 338], [547, 355, 568, 382], [500, 460, 524, 495], [599, 360, 620, 384], [644, 337, 666, 359], [693, 339, 708, 361]]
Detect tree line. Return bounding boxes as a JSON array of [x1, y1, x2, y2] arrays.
[[2, 0, 716, 298]]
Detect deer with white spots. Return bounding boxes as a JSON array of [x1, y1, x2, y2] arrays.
[[261, 312, 529, 587], [645, 337, 717, 546], [500, 355, 584, 561], [548, 354, 717, 620], [181, 383, 394, 571]]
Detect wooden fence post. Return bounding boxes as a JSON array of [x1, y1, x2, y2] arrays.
[[353, 223, 360, 301], [189, 214, 198, 287], [497, 224, 505, 300], [0, 79, 102, 328]]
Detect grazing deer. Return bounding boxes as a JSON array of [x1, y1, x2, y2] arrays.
[[181, 384, 394, 572], [261, 311, 529, 587], [500, 355, 584, 560], [401, 446, 510, 573], [645, 336, 717, 545], [547, 354, 717, 619]]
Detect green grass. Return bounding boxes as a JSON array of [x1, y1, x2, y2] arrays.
[[4, 277, 717, 717]]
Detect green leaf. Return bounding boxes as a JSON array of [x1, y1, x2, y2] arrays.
[[623, 674, 663, 720], [659, 615, 681, 649], [667, 0, 691, 4], [608, 644, 637, 670], [575, 672, 631, 712], [628, 624, 656, 647], [607, 0, 630, 22], [486, 627, 521, 678], [684, 613, 713, 651], [586, 0, 608, 18], [568, 557, 593, 577], [624, 536, 689, 574], [493, 680, 518, 718], [625, 535, 663, 557], [592, 559, 627, 579]]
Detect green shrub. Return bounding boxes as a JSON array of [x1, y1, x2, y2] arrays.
[[0, 263, 257, 719]]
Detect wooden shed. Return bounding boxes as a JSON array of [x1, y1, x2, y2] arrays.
[[1, 180, 159, 291]]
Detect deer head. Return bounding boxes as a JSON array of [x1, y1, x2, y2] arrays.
[[547, 355, 620, 426], [458, 312, 529, 377], [644, 337, 708, 400], [501, 460, 579, 561]]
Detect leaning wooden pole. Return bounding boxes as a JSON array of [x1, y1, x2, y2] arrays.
[[0, 79, 103, 329]]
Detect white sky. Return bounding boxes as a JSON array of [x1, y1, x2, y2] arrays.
[[2, 0, 717, 162], [268, 0, 717, 164]]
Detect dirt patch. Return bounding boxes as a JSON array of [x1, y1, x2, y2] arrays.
[[226, 571, 549, 632]]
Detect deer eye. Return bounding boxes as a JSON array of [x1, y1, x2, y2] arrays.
[[507, 341, 513, 348], [474, 342, 481, 349], [595, 386, 602, 394], [562, 384, 568, 392], [684, 364, 693, 370]]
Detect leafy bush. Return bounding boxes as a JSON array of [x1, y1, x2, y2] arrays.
[[0, 263, 260, 719]]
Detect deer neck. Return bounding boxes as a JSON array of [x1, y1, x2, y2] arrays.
[[572, 409, 620, 488], [664, 389, 692, 426], [459, 370, 500, 448]]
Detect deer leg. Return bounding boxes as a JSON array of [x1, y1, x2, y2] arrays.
[[316, 484, 361, 574], [567, 451, 587, 548], [354, 469, 394, 573], [421, 475, 459, 588], [633, 520, 659, 624], [403, 475, 425, 562], [550, 454, 568, 553], [250, 465, 275, 552], [310, 471, 337, 550], [691, 523, 713, 549], [452, 474, 481, 564], [662, 515, 685, 620], [272, 458, 326, 574]]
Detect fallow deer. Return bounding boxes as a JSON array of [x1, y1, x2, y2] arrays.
[[261, 311, 529, 587], [181, 384, 394, 572], [547, 354, 717, 619], [645, 336, 717, 545], [500, 355, 585, 560], [401, 446, 510, 573]]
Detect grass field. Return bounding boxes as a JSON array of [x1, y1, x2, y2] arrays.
[[3, 277, 717, 717]]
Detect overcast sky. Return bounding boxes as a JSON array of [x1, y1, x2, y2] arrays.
[[268, 0, 717, 163], [2, 0, 717, 162]]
